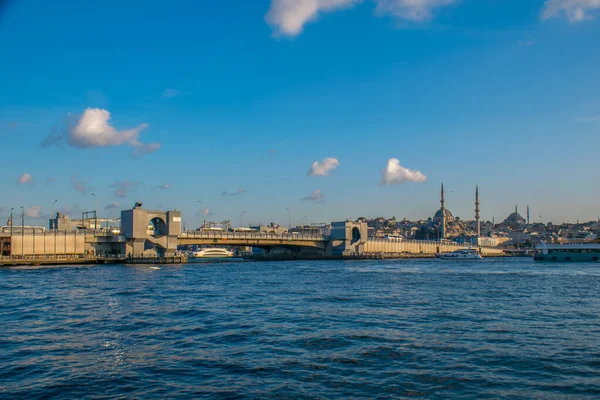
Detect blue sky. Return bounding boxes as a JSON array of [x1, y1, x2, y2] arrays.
[[1, 0, 599, 227]]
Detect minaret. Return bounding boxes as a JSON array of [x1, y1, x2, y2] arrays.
[[515, 205, 518, 214], [475, 185, 481, 238], [527, 205, 530, 225], [440, 183, 446, 239]]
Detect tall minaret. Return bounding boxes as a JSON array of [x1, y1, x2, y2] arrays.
[[475, 185, 481, 238], [440, 183, 446, 239], [527, 205, 530, 225]]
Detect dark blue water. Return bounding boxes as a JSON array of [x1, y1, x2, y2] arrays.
[[2, 258, 600, 399]]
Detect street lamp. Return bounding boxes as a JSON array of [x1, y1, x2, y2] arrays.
[[91, 193, 97, 230], [302, 216, 308, 234], [20, 206, 24, 257], [51, 200, 58, 229], [285, 208, 291, 230], [241, 211, 247, 228]]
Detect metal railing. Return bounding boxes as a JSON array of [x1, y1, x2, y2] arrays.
[[179, 231, 329, 241]]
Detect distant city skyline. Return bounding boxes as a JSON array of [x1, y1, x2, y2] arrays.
[[1, 0, 599, 226]]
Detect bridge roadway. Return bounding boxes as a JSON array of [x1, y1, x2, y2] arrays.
[[177, 231, 329, 250]]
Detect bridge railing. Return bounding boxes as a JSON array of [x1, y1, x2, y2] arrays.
[[179, 231, 329, 241]]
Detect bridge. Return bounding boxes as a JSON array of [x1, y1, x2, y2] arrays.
[[0, 206, 507, 262]]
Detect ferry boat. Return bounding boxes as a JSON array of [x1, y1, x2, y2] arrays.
[[534, 243, 600, 262], [188, 248, 234, 259], [436, 249, 483, 260]]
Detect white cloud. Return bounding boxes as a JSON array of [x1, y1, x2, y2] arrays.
[[307, 157, 340, 176], [265, 0, 458, 36], [105, 201, 120, 210], [17, 173, 32, 185], [111, 181, 140, 198], [43, 108, 161, 155], [26, 206, 41, 218], [542, 0, 600, 22], [301, 189, 326, 203], [158, 183, 170, 190], [266, 0, 360, 37], [381, 158, 427, 185], [163, 88, 181, 98]]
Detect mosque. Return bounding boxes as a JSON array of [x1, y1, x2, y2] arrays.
[[432, 183, 530, 239], [432, 183, 480, 239]]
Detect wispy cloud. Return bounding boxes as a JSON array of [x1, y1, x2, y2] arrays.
[[575, 115, 600, 122], [197, 207, 214, 218], [307, 157, 340, 176], [542, 0, 600, 22], [381, 158, 427, 185], [17, 172, 32, 185], [25, 206, 42, 218], [111, 180, 140, 198], [517, 34, 536, 46], [163, 88, 181, 98], [105, 201, 120, 210], [301, 189, 326, 203], [374, 0, 458, 22], [222, 188, 247, 196], [266, 0, 459, 37], [42, 108, 161, 155], [72, 176, 91, 194], [158, 183, 170, 190]]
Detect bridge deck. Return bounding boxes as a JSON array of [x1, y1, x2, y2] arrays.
[[177, 232, 329, 249]]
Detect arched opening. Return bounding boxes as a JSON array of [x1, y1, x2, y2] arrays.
[[148, 217, 168, 236], [351, 227, 361, 244]]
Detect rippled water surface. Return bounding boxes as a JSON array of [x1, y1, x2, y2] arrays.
[[2, 258, 600, 399]]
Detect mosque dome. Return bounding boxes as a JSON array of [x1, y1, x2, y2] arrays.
[[504, 208, 526, 225], [433, 208, 454, 223]]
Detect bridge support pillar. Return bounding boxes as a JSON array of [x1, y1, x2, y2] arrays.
[[330, 221, 368, 257], [121, 203, 182, 257]]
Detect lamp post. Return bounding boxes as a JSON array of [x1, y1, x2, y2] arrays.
[[51, 199, 58, 229], [91, 193, 97, 230], [240, 211, 246, 228], [302, 216, 308, 234], [285, 208, 291, 230], [198, 201, 204, 228], [20, 206, 24, 257], [10, 208, 13, 237]]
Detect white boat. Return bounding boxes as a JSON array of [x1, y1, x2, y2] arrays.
[[436, 249, 483, 259], [188, 248, 234, 259]]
